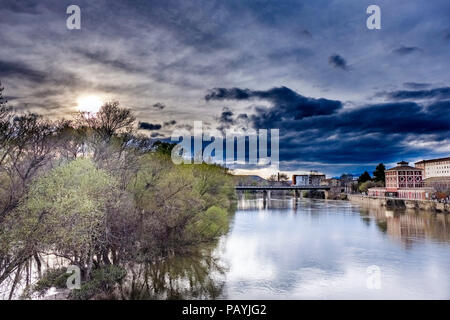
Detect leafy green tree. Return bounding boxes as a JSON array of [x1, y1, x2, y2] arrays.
[[192, 163, 234, 209], [5, 158, 117, 280], [186, 206, 229, 241], [373, 163, 386, 184]]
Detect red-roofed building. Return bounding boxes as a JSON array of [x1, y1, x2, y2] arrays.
[[368, 161, 434, 200]]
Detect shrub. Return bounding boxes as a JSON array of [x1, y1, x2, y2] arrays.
[[187, 206, 229, 241], [70, 265, 126, 300], [32, 268, 70, 295]]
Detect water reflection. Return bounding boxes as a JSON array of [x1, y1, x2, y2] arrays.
[[360, 207, 449, 248], [118, 197, 449, 299], [222, 197, 450, 299], [119, 243, 226, 300]]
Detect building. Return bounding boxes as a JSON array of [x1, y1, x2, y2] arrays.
[[321, 178, 340, 187], [292, 171, 325, 186], [415, 157, 450, 197], [385, 161, 424, 190], [415, 157, 450, 179], [368, 161, 433, 200]]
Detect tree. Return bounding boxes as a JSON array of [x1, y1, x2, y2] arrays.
[[76, 101, 135, 140], [268, 172, 289, 183], [358, 171, 372, 184], [75, 102, 135, 162], [2, 158, 118, 282], [0, 81, 7, 109], [152, 141, 175, 156], [359, 180, 383, 193], [373, 163, 386, 184], [0, 96, 236, 298], [0, 81, 12, 166]]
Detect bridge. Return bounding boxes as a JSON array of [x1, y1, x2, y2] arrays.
[[235, 185, 331, 200], [235, 185, 330, 191]]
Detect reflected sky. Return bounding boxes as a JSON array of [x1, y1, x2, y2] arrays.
[[219, 198, 449, 299]]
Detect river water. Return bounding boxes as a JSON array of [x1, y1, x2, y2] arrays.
[[123, 197, 449, 300], [216, 197, 449, 299]]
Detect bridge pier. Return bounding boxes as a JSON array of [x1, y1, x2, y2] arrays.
[[324, 190, 329, 200], [263, 190, 267, 208]]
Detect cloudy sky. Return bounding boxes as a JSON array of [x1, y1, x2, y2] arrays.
[[1, 0, 449, 177]]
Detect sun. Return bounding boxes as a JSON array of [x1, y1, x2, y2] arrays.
[[76, 95, 103, 113]]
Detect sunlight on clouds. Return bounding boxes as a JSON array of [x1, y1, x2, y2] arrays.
[[76, 95, 104, 113]]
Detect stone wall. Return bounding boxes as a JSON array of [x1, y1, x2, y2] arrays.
[[347, 194, 450, 213]]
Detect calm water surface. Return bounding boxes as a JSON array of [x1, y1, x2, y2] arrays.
[[217, 197, 449, 299]]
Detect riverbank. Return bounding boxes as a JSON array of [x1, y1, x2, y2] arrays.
[[348, 194, 450, 213]]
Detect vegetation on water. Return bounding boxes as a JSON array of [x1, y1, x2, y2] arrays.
[[0, 82, 235, 299]]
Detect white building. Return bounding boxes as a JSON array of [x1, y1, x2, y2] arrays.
[[415, 157, 450, 179], [292, 171, 326, 186]]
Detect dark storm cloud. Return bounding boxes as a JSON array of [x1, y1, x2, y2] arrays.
[[249, 100, 450, 135], [0, 60, 47, 83], [163, 120, 177, 126], [383, 87, 450, 100], [138, 122, 162, 130], [273, 97, 450, 168], [219, 107, 234, 124], [206, 87, 342, 120], [237, 113, 248, 120], [206, 86, 450, 171], [0, 60, 81, 89], [403, 82, 431, 89], [392, 46, 422, 55], [328, 54, 348, 70], [205, 88, 251, 101], [75, 49, 138, 73], [177, 124, 193, 131], [151, 132, 162, 138], [152, 103, 166, 110]]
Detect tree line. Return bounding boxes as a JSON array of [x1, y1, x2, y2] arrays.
[[356, 163, 386, 193]]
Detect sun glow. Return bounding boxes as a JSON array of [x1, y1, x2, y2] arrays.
[[76, 95, 103, 113]]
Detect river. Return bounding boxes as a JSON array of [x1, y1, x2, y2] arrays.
[[122, 197, 449, 300], [216, 197, 449, 299]]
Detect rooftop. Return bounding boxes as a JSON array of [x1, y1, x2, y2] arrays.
[[415, 156, 450, 164], [386, 161, 423, 172]]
